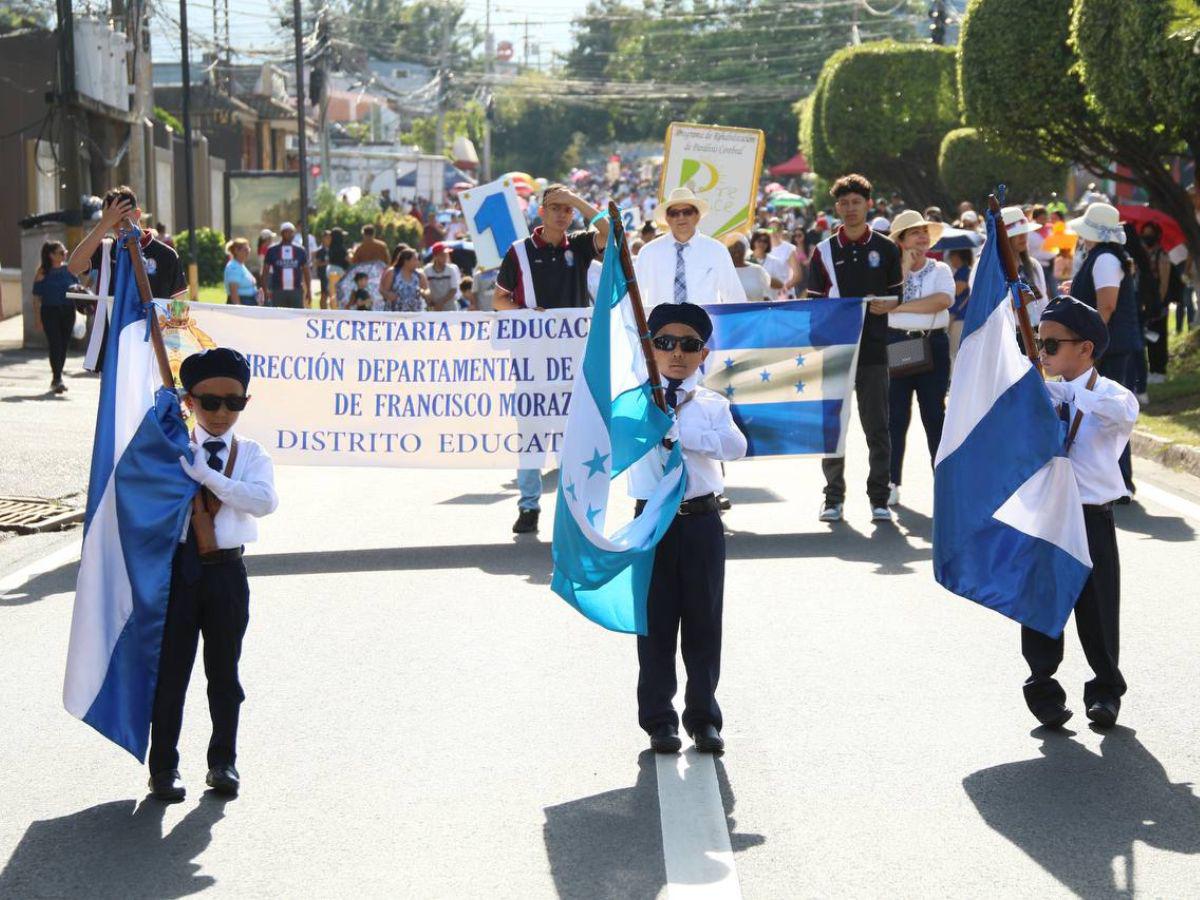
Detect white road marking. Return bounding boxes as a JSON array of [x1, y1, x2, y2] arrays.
[[655, 749, 742, 899], [1136, 481, 1200, 524], [0, 539, 82, 600]]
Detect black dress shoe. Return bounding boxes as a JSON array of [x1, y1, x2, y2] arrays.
[[206, 764, 240, 796], [148, 769, 186, 802], [512, 509, 539, 534], [649, 724, 682, 754], [1033, 704, 1073, 730], [1086, 700, 1119, 729], [692, 723, 725, 753]]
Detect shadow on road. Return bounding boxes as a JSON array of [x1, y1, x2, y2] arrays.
[[726, 524, 932, 575], [0, 793, 229, 899], [963, 726, 1200, 898], [0, 556, 78, 608], [1115, 500, 1196, 543], [543, 751, 663, 899], [542, 750, 764, 899]]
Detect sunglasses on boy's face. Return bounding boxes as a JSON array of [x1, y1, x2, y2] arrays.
[[666, 207, 699, 219], [652, 335, 706, 353], [1035, 337, 1086, 356], [191, 393, 249, 412]]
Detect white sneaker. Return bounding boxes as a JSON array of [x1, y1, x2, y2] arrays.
[[819, 503, 844, 522], [887, 483, 900, 507], [871, 505, 894, 522], [1147, 373, 1167, 384], [1137, 391, 1150, 408]]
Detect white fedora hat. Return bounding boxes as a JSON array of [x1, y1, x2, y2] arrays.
[[655, 187, 710, 227], [1000, 206, 1039, 237], [1068, 202, 1125, 244]]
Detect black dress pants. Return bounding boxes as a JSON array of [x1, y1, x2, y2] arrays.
[[1021, 505, 1125, 714], [41, 306, 74, 382], [637, 509, 725, 735], [149, 547, 250, 774], [823, 363, 891, 507]]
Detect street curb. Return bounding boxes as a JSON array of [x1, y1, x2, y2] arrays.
[[1131, 429, 1200, 480]]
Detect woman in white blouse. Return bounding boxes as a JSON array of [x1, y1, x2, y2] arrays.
[[726, 234, 774, 302], [886, 210, 954, 506]]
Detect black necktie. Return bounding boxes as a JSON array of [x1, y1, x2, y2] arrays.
[[666, 378, 683, 410], [204, 439, 225, 472]]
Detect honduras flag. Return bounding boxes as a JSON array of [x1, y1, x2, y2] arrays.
[[934, 209, 1090, 638], [550, 230, 687, 634], [63, 231, 197, 760], [701, 299, 866, 457]]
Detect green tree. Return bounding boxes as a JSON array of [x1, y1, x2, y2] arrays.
[[939, 127, 1066, 207], [1071, 0, 1200, 253], [0, 0, 50, 34], [175, 228, 228, 286], [811, 40, 958, 207], [401, 102, 485, 157]]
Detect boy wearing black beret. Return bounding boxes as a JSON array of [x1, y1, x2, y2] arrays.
[[149, 348, 278, 801], [629, 302, 747, 754], [1022, 297, 1138, 730]]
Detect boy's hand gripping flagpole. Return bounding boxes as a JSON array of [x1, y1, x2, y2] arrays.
[[121, 230, 220, 554], [607, 200, 669, 416], [987, 192, 1043, 376]]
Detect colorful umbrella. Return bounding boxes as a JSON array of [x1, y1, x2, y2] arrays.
[[763, 182, 786, 195], [766, 191, 810, 208], [1116, 205, 1185, 251], [932, 226, 985, 252], [1041, 221, 1079, 255]]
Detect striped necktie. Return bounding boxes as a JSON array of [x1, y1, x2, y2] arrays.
[[673, 242, 687, 304]]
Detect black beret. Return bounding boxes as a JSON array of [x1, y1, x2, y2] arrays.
[[1040, 296, 1109, 359], [648, 302, 713, 342], [180, 348, 251, 392]]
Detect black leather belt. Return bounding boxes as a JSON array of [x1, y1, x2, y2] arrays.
[[200, 547, 244, 565], [635, 493, 720, 517]]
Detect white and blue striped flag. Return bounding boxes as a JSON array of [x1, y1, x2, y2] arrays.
[[551, 231, 687, 634], [64, 233, 198, 759], [701, 298, 866, 457], [934, 209, 1091, 638]]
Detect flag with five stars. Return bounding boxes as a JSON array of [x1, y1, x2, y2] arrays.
[[701, 299, 867, 457], [550, 230, 687, 635]]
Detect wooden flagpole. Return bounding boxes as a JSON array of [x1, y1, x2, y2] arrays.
[[121, 229, 219, 553], [987, 194, 1043, 376], [607, 201, 669, 415]]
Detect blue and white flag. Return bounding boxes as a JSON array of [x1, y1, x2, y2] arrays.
[[64, 232, 197, 760], [550, 232, 687, 635], [701, 299, 866, 457], [934, 210, 1091, 638]]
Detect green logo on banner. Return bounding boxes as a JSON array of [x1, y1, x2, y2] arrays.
[[678, 159, 719, 193]]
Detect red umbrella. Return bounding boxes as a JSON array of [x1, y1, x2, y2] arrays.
[[451, 181, 474, 194], [1116, 205, 1185, 250]]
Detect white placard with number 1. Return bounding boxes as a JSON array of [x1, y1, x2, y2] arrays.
[[458, 177, 530, 271]]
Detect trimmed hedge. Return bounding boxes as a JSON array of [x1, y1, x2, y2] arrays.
[[309, 185, 422, 251], [939, 127, 1066, 207], [175, 227, 227, 286], [806, 40, 958, 207]]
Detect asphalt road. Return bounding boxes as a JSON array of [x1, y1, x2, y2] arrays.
[[2, 344, 1199, 898]]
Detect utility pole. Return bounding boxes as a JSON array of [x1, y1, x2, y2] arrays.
[[179, 0, 198, 298], [849, 1, 861, 46], [434, 4, 452, 158], [523, 17, 529, 69], [55, 0, 82, 245], [482, 0, 492, 181], [291, 0, 310, 260]]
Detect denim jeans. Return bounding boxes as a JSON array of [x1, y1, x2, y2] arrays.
[[517, 468, 543, 511]]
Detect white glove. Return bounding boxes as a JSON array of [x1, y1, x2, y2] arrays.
[[1044, 380, 1075, 404], [179, 443, 214, 486]]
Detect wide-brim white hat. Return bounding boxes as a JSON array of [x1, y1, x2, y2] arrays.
[[1068, 202, 1125, 244], [889, 209, 944, 245], [654, 187, 710, 227], [1001, 206, 1039, 238]]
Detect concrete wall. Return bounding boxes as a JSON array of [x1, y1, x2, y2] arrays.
[[19, 223, 68, 349]]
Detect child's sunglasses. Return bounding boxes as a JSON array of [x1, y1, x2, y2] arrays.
[[1035, 337, 1086, 356], [652, 335, 706, 353], [191, 393, 249, 412]]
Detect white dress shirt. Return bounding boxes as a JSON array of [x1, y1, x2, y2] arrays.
[[634, 231, 747, 308], [181, 425, 279, 548], [1045, 368, 1138, 505], [627, 373, 748, 500]]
